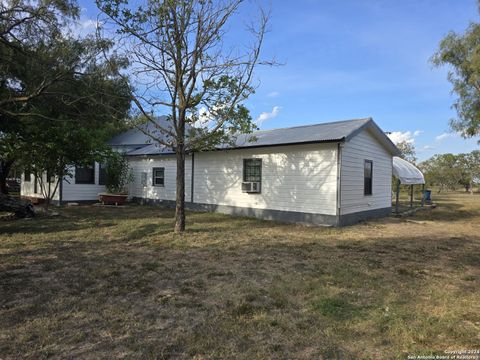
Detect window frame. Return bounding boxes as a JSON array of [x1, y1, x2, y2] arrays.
[[75, 163, 95, 185], [364, 160, 373, 196], [98, 163, 106, 186], [152, 167, 165, 187], [24, 171, 31, 182], [243, 158, 262, 185]]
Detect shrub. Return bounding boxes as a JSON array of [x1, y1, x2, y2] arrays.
[[104, 153, 133, 194]]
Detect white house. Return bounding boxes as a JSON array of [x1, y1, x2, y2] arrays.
[[21, 117, 400, 226]]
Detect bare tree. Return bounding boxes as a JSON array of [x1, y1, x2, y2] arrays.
[[97, 0, 273, 232]]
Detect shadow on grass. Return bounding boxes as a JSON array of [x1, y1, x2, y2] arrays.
[[0, 217, 118, 235], [124, 223, 172, 241], [1, 196, 479, 358], [0, 220, 479, 358]]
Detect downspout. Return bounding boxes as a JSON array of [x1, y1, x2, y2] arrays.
[[336, 142, 343, 226], [191, 152, 195, 203]]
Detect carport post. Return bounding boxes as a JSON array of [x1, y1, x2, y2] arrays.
[[421, 183, 425, 207], [395, 179, 401, 214], [410, 185, 413, 208]]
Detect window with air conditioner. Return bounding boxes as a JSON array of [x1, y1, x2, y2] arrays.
[[242, 159, 261, 193]]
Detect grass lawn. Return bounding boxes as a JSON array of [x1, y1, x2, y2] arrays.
[[0, 193, 479, 359]]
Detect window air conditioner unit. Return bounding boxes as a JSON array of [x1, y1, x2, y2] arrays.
[[242, 181, 261, 193]]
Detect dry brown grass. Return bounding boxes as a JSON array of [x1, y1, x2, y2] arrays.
[[0, 193, 479, 359]]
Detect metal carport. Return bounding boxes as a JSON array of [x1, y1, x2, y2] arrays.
[[393, 156, 425, 213]]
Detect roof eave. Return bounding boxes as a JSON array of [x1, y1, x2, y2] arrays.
[[125, 138, 346, 157]]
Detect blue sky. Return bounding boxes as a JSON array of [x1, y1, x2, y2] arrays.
[[78, 0, 479, 161]]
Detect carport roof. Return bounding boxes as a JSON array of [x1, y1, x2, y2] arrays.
[[393, 156, 425, 185]]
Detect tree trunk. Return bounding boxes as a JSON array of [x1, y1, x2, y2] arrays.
[[40, 175, 52, 211], [0, 160, 14, 195], [175, 143, 186, 233], [0, 175, 7, 195]]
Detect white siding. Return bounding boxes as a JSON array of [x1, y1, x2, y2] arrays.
[[62, 163, 106, 201], [20, 173, 60, 201], [340, 129, 392, 215], [193, 143, 338, 215], [128, 155, 192, 202]]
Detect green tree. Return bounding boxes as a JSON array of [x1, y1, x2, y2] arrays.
[[0, 0, 131, 196], [395, 140, 417, 163], [1, 0, 80, 193], [432, 11, 480, 138], [97, 0, 273, 232], [19, 40, 131, 205], [0, 0, 80, 114], [420, 154, 461, 192], [457, 150, 480, 194], [419, 152, 480, 193]]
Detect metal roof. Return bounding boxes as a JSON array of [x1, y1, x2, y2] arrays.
[[107, 116, 172, 147], [117, 117, 399, 156], [227, 118, 371, 148], [127, 143, 173, 155]]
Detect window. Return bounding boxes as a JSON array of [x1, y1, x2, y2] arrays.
[[75, 164, 95, 184], [242, 159, 262, 193], [152, 167, 164, 187], [24, 171, 31, 182], [98, 163, 106, 185], [364, 160, 373, 196], [243, 159, 262, 183]]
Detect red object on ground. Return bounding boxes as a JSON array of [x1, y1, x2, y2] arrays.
[[99, 193, 128, 206]]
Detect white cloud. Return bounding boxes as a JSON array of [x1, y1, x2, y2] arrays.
[[387, 130, 422, 145], [256, 106, 281, 125], [198, 106, 211, 126], [436, 132, 455, 141], [80, 19, 99, 30], [267, 91, 280, 98], [64, 18, 100, 37]]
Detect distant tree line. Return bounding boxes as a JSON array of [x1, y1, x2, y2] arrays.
[[392, 141, 479, 194], [418, 151, 480, 194]]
